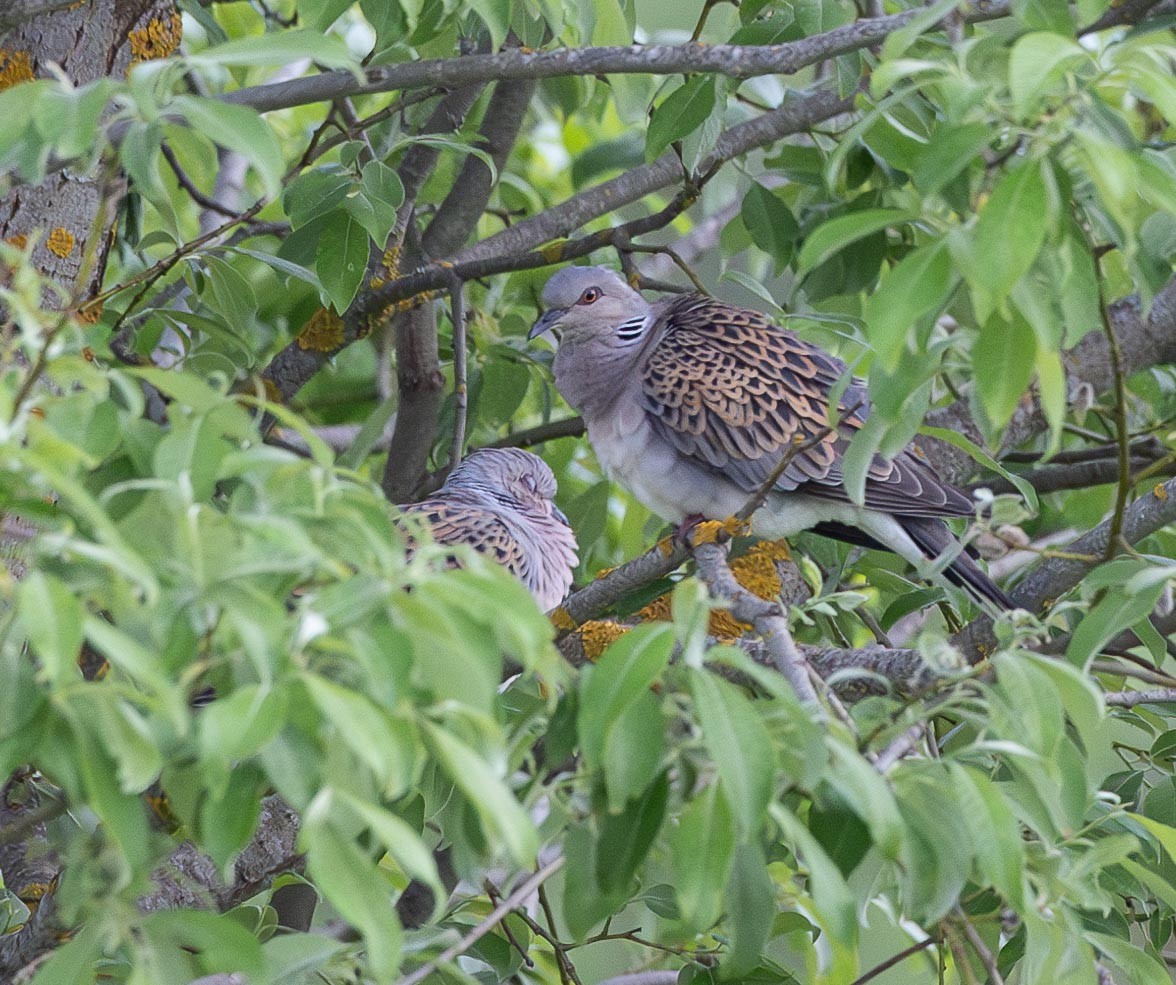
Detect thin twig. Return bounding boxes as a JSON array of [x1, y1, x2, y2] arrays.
[[0, 797, 67, 846], [849, 935, 937, 985], [1095, 248, 1132, 562], [956, 909, 1005, 985], [1105, 688, 1176, 707], [396, 856, 565, 985], [483, 416, 586, 450], [447, 273, 468, 473], [160, 142, 240, 218]]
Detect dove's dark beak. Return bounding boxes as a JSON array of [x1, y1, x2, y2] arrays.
[[528, 308, 566, 340]]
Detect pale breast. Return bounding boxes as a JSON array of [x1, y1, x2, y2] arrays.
[[588, 396, 748, 524]]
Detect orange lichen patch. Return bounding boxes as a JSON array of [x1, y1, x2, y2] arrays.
[[708, 609, 748, 640], [0, 49, 34, 90], [46, 227, 75, 258], [262, 377, 282, 405], [4, 233, 28, 250], [730, 539, 792, 600], [75, 300, 103, 325], [18, 881, 53, 908], [541, 241, 566, 263], [128, 11, 182, 64], [656, 535, 676, 557], [579, 619, 629, 660], [295, 307, 345, 351], [1155, 483, 1169, 502], [688, 519, 728, 546], [549, 606, 576, 631], [636, 595, 671, 623]]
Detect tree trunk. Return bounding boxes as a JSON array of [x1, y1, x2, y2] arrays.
[[0, 0, 180, 309]]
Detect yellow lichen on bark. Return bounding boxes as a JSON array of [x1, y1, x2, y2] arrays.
[[579, 620, 629, 660], [295, 307, 345, 352], [46, 227, 76, 258], [0, 50, 34, 90], [129, 11, 182, 64], [262, 378, 282, 404], [4, 234, 28, 250], [549, 607, 576, 631]]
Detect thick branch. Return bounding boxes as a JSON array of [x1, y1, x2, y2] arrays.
[[221, 3, 1013, 114], [692, 539, 820, 705], [380, 74, 533, 501], [262, 86, 850, 402], [0, 0, 75, 30], [921, 276, 1176, 485]]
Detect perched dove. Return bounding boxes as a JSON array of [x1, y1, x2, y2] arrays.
[[400, 447, 579, 611], [529, 266, 1011, 609]]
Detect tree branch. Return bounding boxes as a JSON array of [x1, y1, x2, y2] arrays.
[[692, 536, 820, 705], [0, 0, 75, 30], [221, 3, 1013, 115], [263, 86, 851, 403], [920, 275, 1176, 485], [1105, 689, 1176, 707]]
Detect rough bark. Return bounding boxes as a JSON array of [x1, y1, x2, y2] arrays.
[[0, 0, 180, 307]]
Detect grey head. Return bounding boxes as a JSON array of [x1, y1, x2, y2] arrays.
[[529, 266, 653, 415], [445, 447, 565, 524]]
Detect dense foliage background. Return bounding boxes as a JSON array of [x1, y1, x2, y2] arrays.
[[2, 0, 1176, 982]]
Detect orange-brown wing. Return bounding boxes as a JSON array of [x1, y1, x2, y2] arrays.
[[402, 498, 533, 582], [640, 294, 971, 517]]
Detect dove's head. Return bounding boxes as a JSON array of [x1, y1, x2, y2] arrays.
[[529, 266, 652, 414], [446, 447, 566, 525], [529, 266, 648, 342]]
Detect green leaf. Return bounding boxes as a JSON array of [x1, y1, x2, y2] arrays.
[[919, 425, 1039, 513], [826, 737, 904, 859], [302, 674, 414, 796], [646, 77, 716, 162], [724, 843, 776, 977], [912, 123, 990, 195], [262, 934, 345, 981], [578, 623, 674, 772], [190, 29, 361, 71], [1008, 33, 1086, 118], [602, 688, 664, 811], [466, 0, 511, 48], [171, 97, 284, 197], [316, 211, 370, 313], [672, 784, 737, 930], [973, 311, 1037, 428], [1086, 932, 1169, 985], [864, 239, 957, 370], [283, 167, 353, 230], [17, 572, 83, 684], [741, 182, 801, 272], [302, 795, 402, 983], [595, 771, 669, 894], [690, 669, 776, 839], [773, 805, 856, 943], [968, 161, 1048, 303], [797, 209, 915, 275], [421, 721, 537, 865], [952, 765, 1027, 909], [1011, 0, 1074, 34]]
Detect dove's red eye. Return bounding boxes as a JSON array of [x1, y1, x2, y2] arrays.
[[578, 287, 601, 305]]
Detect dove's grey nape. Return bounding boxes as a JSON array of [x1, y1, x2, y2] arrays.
[[530, 265, 1012, 610], [399, 448, 579, 612]]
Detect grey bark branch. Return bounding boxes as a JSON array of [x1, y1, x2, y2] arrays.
[[0, 0, 75, 30], [920, 276, 1176, 485], [692, 540, 820, 705], [222, 2, 1015, 114], [263, 86, 850, 402], [361, 69, 488, 505], [380, 70, 534, 502]]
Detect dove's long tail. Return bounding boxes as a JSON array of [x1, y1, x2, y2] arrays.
[[813, 517, 1014, 611]]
